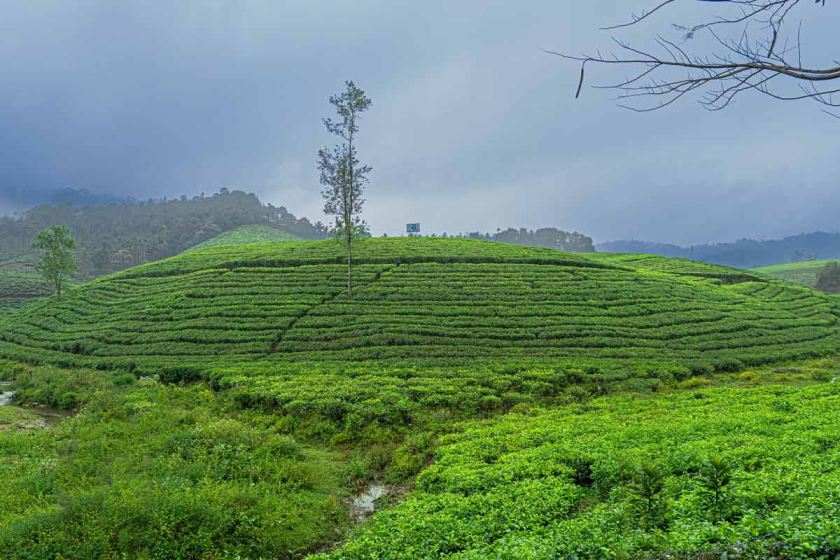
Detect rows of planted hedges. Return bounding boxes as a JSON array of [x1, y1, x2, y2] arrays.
[[1, 239, 837, 373], [0, 268, 50, 299]]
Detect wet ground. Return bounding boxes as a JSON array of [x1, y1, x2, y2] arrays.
[[0, 382, 74, 427], [350, 482, 388, 523]]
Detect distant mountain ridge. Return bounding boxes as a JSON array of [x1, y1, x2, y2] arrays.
[[597, 231, 840, 268]]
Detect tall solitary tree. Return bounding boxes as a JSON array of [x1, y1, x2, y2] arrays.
[[318, 81, 372, 298], [34, 225, 76, 299]]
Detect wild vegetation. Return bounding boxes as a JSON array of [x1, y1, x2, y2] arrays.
[[817, 262, 840, 294], [32, 225, 76, 299], [318, 80, 373, 298], [0, 361, 347, 559]]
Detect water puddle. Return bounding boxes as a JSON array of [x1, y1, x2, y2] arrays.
[[350, 482, 388, 523], [0, 382, 13, 406]]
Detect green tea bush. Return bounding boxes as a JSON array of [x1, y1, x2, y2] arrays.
[[316, 383, 840, 559]]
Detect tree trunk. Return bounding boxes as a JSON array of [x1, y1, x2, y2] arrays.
[[347, 122, 354, 300], [347, 233, 353, 299]]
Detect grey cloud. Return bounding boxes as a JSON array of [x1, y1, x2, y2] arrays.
[[0, 1, 837, 243]]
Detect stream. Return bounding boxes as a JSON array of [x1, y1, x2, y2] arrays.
[[0, 382, 74, 426]]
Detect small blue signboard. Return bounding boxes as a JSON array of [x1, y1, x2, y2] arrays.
[[406, 223, 420, 235]]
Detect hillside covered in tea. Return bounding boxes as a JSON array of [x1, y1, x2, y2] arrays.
[[2, 238, 838, 373]]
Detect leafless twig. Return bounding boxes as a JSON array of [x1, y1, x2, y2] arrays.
[[554, 0, 838, 111]]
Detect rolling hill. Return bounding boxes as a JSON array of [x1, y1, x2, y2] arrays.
[[188, 224, 302, 250], [2, 238, 838, 379], [754, 259, 839, 288]]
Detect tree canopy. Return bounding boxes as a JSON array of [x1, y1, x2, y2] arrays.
[[318, 81, 373, 298], [34, 225, 76, 298]]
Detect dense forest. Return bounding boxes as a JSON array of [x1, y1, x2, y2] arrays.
[[598, 231, 840, 268], [454, 227, 594, 252], [0, 189, 328, 278]]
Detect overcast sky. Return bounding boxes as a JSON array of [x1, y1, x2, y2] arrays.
[[0, 1, 837, 244]]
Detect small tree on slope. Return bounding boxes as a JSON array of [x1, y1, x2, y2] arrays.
[[318, 81, 372, 299], [34, 225, 76, 299]]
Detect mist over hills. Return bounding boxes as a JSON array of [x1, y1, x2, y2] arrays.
[[0, 187, 136, 213], [598, 231, 840, 268]]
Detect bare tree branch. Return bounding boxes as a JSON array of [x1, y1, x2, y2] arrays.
[[556, 0, 837, 111]]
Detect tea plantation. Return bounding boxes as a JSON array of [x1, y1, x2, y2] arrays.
[[0, 263, 52, 310], [2, 238, 838, 373], [316, 382, 840, 560], [188, 224, 302, 251], [0, 238, 838, 559]]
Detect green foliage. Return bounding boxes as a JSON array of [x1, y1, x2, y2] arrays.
[[316, 383, 840, 559], [33, 225, 76, 298], [0, 189, 327, 279], [696, 454, 734, 522], [1, 238, 839, 558], [456, 227, 594, 252], [5, 362, 121, 409], [318, 80, 372, 298], [0, 369, 347, 559], [0, 266, 51, 299], [0, 256, 79, 311], [628, 462, 667, 530], [815, 262, 840, 294]]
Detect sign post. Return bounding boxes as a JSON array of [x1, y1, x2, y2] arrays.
[[406, 223, 420, 237]]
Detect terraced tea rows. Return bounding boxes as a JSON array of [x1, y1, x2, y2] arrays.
[[188, 224, 302, 250], [2, 238, 839, 559], [1, 239, 838, 377]]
